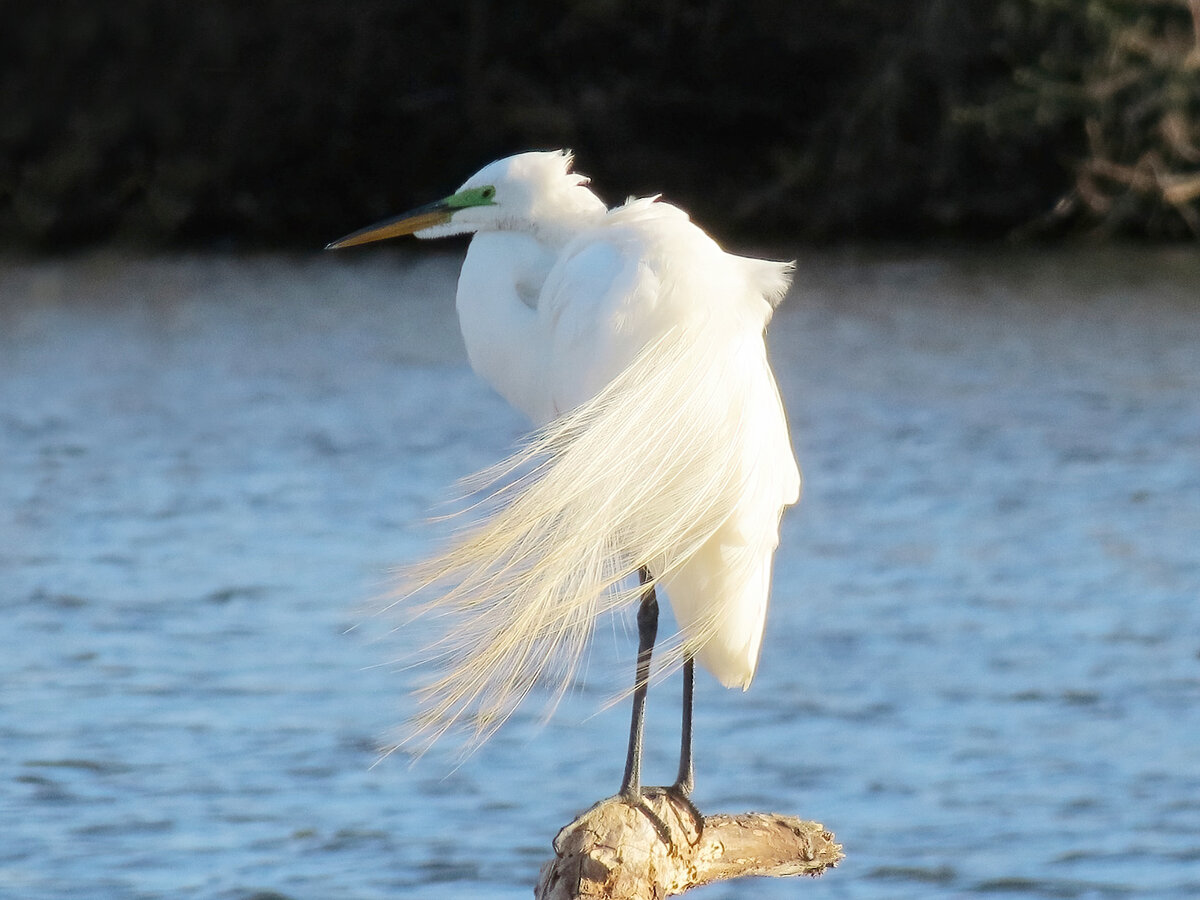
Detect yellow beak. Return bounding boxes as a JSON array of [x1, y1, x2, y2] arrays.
[[325, 199, 452, 249]]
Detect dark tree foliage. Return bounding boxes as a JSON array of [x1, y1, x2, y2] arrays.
[[1, 1, 1195, 247], [976, 0, 1200, 238]]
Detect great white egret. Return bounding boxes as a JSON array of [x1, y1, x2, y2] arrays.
[[328, 151, 800, 822]]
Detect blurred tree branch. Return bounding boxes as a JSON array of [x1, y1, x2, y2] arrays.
[[970, 0, 1200, 239]]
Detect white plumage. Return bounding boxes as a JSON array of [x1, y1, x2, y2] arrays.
[[329, 150, 800, 758]]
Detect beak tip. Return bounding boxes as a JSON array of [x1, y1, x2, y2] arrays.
[[324, 203, 451, 251]]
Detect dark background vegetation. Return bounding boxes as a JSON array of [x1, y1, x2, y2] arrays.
[[3, 0, 1199, 248]]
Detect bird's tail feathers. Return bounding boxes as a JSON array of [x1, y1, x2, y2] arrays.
[[383, 326, 761, 755], [738, 256, 794, 310]]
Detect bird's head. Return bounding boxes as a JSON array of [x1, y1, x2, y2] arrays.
[[326, 150, 605, 250]]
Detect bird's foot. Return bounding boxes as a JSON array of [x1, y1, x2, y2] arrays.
[[664, 782, 704, 838], [620, 788, 674, 845], [619, 786, 704, 847]]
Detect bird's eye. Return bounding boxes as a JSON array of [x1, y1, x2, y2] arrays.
[[481, 186, 496, 200]]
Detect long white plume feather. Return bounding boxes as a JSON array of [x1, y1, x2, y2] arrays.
[[384, 323, 766, 754]]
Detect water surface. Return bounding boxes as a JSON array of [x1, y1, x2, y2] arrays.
[[1, 249, 1198, 899]]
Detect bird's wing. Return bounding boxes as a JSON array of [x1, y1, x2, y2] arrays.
[[538, 233, 669, 417], [539, 220, 799, 517]]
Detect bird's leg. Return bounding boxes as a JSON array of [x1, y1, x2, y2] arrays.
[[667, 653, 704, 834], [619, 568, 673, 845], [672, 655, 695, 797], [620, 567, 658, 799]]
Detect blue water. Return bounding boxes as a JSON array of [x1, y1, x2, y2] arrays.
[[2, 249, 1198, 899]]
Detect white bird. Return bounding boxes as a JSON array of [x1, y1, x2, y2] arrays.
[[328, 151, 800, 815]]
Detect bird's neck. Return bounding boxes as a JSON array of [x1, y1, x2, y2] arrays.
[[526, 187, 608, 248], [456, 233, 558, 424]]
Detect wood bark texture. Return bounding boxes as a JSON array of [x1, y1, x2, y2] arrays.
[[536, 789, 842, 899]]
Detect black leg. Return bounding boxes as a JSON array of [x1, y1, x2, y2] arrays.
[[620, 567, 658, 799], [617, 570, 674, 845], [672, 655, 695, 797], [667, 653, 704, 835]]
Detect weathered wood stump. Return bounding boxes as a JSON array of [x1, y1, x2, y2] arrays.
[[537, 789, 842, 899]]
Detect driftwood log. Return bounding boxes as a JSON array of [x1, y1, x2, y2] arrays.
[[537, 789, 842, 899]]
